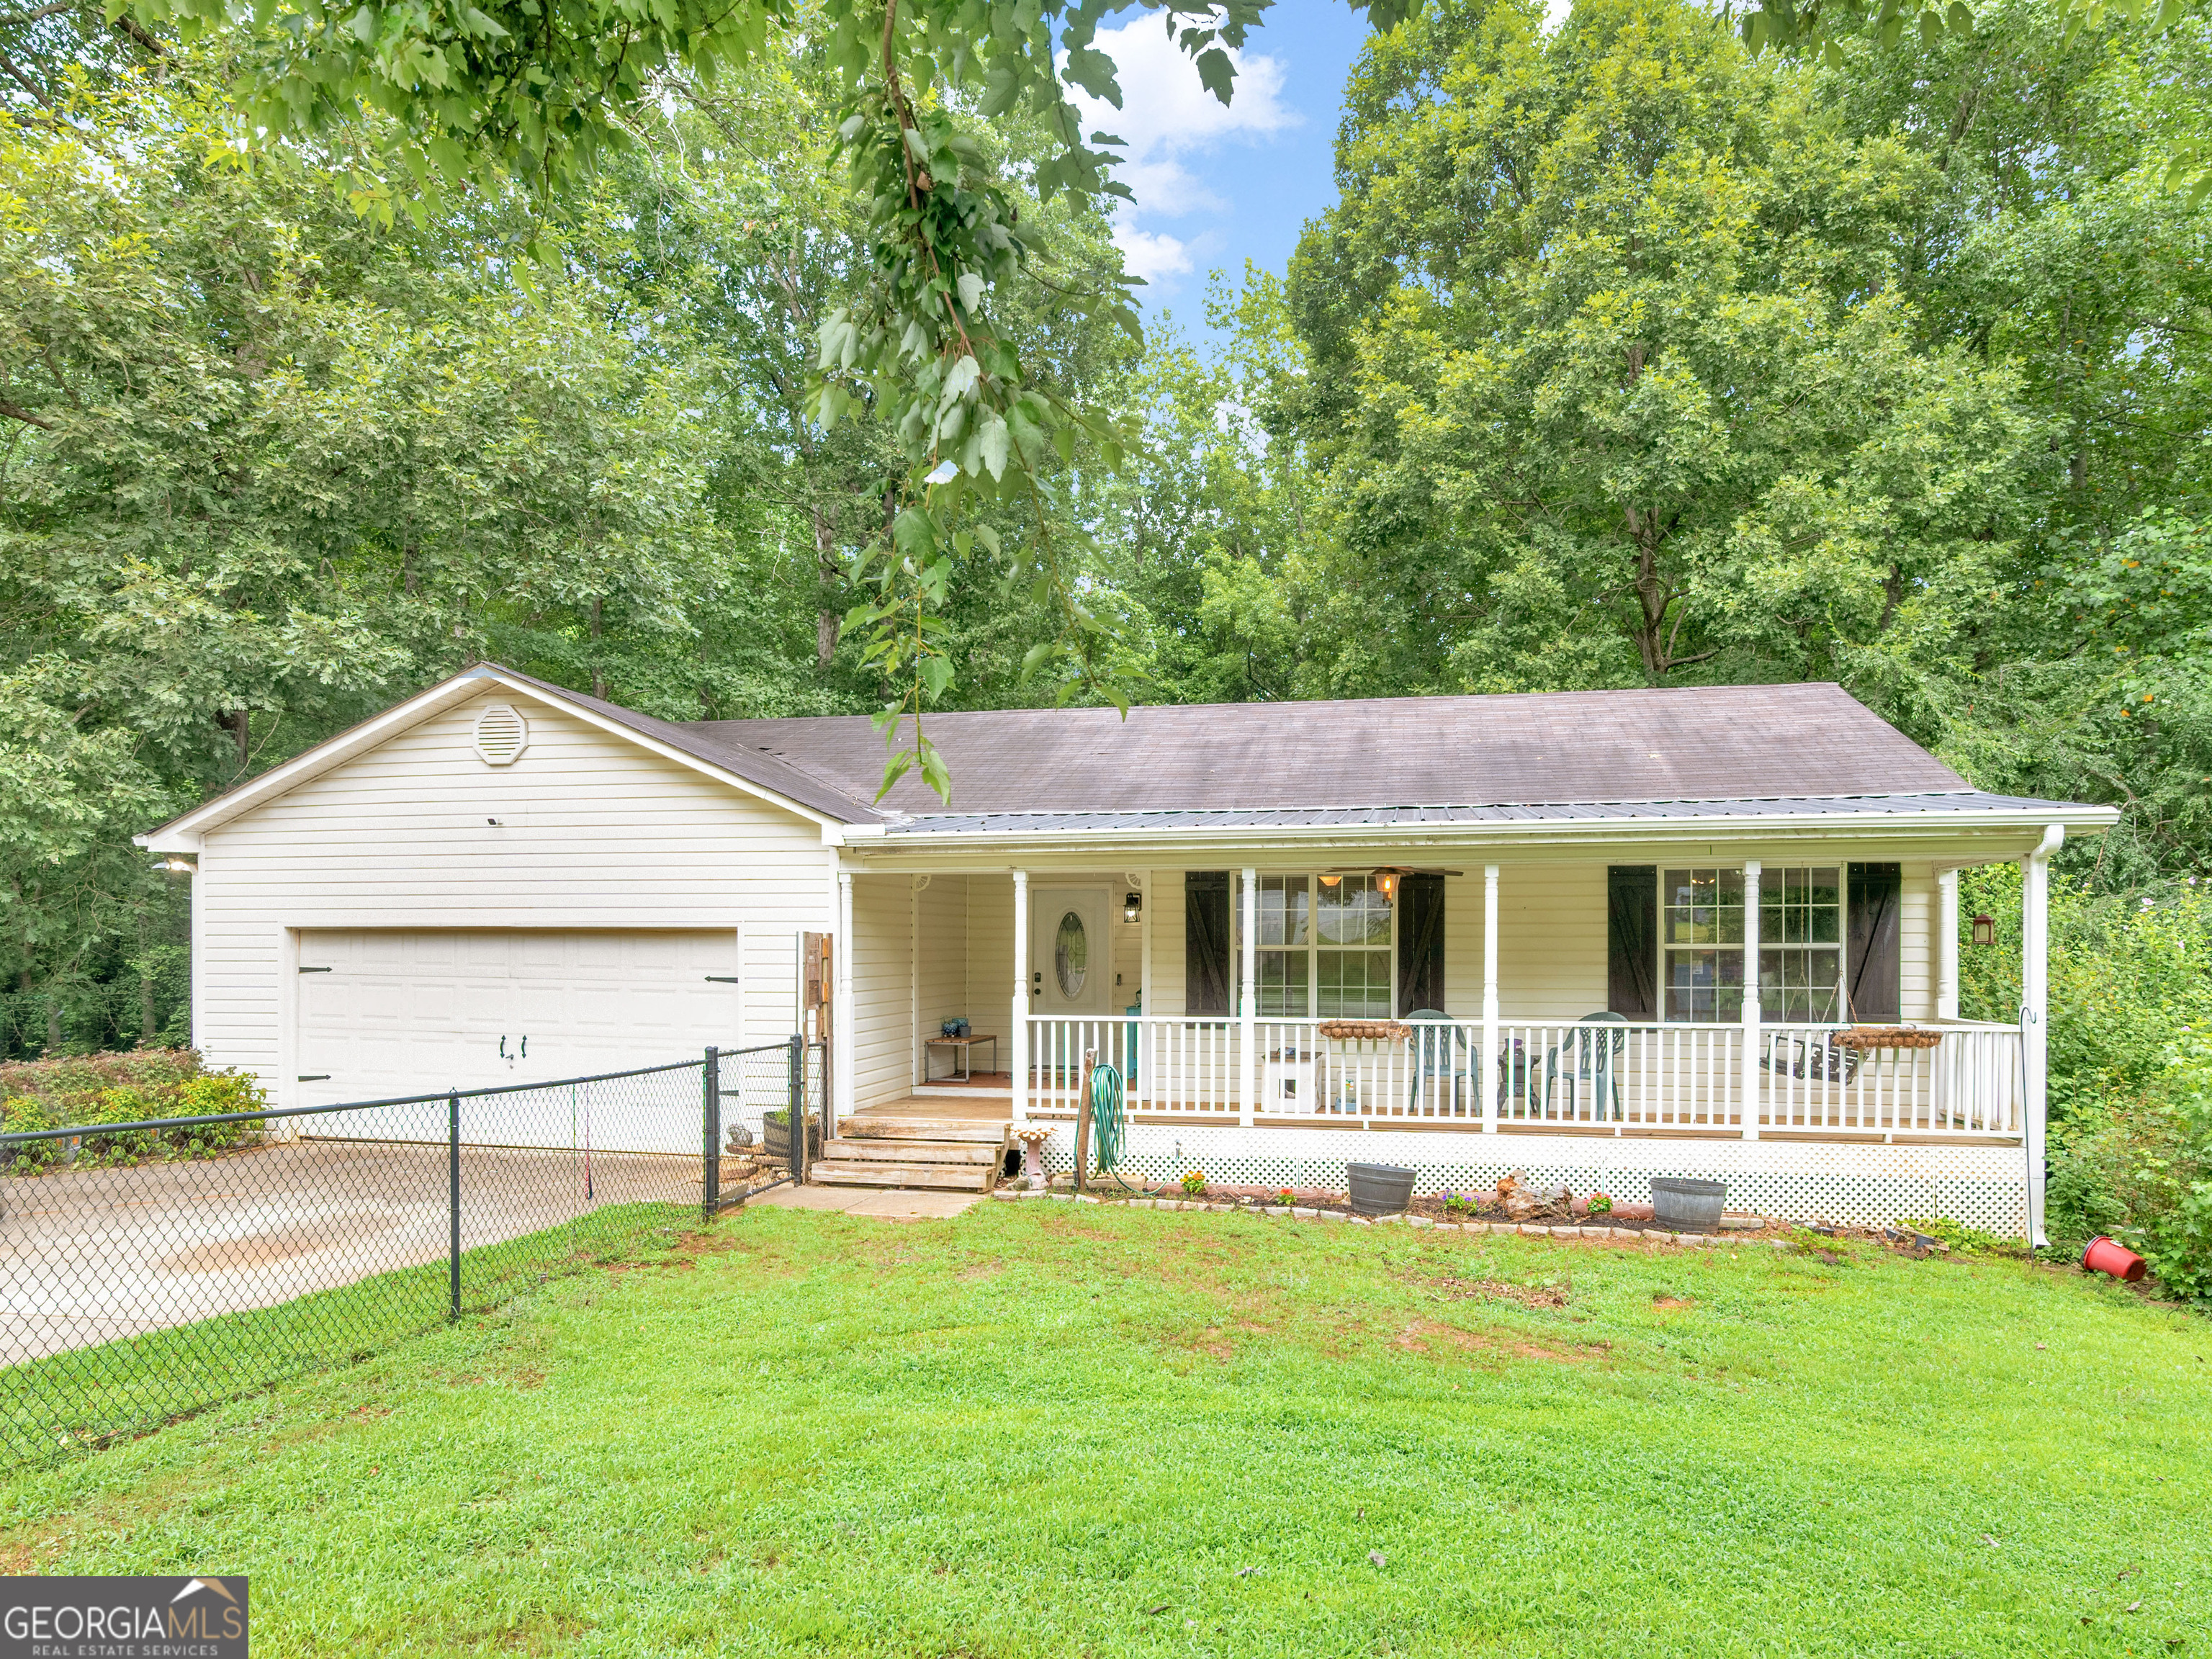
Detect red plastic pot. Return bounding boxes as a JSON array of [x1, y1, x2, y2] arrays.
[[2082, 1236, 2146, 1283]]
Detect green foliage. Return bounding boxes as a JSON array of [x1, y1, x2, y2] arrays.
[[1957, 866, 2212, 1124], [1894, 1215, 2028, 1259], [0, 1047, 265, 1172], [2046, 1035, 2212, 1297]]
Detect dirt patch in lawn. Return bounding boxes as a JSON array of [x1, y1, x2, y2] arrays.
[[1424, 1274, 1568, 1310], [1390, 1319, 1605, 1364], [1653, 1295, 1696, 1311]]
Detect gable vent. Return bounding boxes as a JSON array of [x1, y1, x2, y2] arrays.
[[473, 703, 529, 766]]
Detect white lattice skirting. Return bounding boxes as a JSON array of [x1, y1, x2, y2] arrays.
[[1034, 1125, 2031, 1236]]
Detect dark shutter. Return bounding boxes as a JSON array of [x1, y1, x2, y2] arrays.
[[1184, 871, 1231, 1016], [1607, 866, 1658, 1020], [1847, 863, 1902, 1023], [1397, 873, 1446, 1014]]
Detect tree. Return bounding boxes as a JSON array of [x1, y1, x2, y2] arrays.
[[1278, 0, 2041, 704]]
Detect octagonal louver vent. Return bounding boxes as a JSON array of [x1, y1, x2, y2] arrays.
[[473, 703, 528, 766]]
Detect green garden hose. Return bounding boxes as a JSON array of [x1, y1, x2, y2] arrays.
[[1086, 1061, 1159, 1194]]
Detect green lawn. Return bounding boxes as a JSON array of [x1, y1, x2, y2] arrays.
[[2, 1204, 2206, 1656]]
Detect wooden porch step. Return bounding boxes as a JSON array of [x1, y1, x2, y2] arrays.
[[811, 1160, 996, 1192], [826, 1137, 999, 1165], [839, 1120, 1011, 1145]]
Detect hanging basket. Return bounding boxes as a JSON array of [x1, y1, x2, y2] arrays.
[[1835, 1026, 1943, 1051], [1318, 1020, 1411, 1043]]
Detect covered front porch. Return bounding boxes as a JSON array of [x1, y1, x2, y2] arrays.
[[833, 847, 2049, 1231]]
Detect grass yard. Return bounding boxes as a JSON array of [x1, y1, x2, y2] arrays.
[[2, 1203, 2207, 1657]]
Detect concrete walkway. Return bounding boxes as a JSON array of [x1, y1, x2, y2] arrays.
[[750, 1187, 986, 1220]]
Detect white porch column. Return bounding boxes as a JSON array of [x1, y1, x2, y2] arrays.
[[2023, 827, 2062, 1246], [1238, 867, 1257, 1127], [1936, 867, 1961, 1021], [1740, 860, 1761, 1141], [836, 871, 855, 1125], [1011, 869, 1030, 1123], [1481, 863, 1500, 1133]]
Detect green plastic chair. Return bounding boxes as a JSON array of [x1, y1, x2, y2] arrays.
[[1544, 1012, 1627, 1120], [1405, 1010, 1470, 1114]]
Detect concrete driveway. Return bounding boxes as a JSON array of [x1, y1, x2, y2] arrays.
[[1, 1136, 697, 1364]]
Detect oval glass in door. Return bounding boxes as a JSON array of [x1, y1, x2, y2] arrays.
[[1055, 911, 1088, 998]]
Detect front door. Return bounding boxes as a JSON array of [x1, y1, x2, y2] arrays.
[[1029, 888, 1113, 1017]]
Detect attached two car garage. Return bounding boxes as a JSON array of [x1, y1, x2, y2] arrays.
[[292, 929, 744, 1106]]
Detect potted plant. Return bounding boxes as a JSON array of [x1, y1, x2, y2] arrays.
[[1346, 1162, 1416, 1216]]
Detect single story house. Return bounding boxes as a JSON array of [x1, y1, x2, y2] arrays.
[[140, 664, 2116, 1241]]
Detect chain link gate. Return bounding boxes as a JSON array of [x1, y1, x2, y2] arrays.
[[1, 1035, 820, 1467], [701, 1038, 825, 1210]]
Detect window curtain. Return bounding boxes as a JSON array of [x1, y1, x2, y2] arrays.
[[1184, 871, 1231, 1016], [1607, 866, 1658, 1019], [1846, 863, 1902, 1022], [1396, 873, 1446, 1013]]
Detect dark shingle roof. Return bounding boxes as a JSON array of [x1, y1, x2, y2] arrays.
[[684, 683, 1971, 817]]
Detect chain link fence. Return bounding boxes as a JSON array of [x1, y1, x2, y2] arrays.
[[0, 1038, 824, 1467]]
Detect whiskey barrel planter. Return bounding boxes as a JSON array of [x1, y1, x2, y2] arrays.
[[763, 1110, 821, 1167], [1346, 1162, 1418, 1216], [1650, 1177, 1727, 1233]]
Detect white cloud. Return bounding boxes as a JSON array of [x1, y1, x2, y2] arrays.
[[1115, 226, 1195, 283], [1543, 0, 1575, 30], [1063, 14, 1296, 289]]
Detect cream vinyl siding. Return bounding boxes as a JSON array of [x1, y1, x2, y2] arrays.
[[1151, 874, 1187, 1015], [849, 874, 912, 1108], [917, 875, 970, 1066], [193, 691, 832, 1102], [964, 874, 1015, 1023], [1493, 864, 1609, 1020], [1899, 863, 1935, 1020]]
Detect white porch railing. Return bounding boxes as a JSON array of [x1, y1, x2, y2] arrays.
[[1021, 1015, 2022, 1138]]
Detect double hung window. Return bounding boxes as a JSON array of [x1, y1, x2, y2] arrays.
[[1246, 875, 1394, 1018], [1659, 866, 1845, 1022]]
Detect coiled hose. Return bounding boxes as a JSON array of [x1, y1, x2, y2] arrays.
[[1089, 1060, 1126, 1174], [1086, 1060, 1159, 1192]]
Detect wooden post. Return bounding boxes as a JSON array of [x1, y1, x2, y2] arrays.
[[1075, 1046, 1096, 1194]]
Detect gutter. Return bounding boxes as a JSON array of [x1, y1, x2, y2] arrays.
[[846, 804, 2122, 858]]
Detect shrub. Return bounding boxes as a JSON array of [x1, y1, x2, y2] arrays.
[[0, 1048, 268, 1174]]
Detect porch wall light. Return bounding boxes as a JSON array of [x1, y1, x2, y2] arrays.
[[1123, 891, 1142, 923], [156, 855, 197, 875], [1372, 869, 1400, 900], [1970, 912, 1996, 948]]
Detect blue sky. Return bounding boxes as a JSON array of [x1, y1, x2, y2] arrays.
[[1071, 0, 1572, 329], [1069, 0, 1372, 326]]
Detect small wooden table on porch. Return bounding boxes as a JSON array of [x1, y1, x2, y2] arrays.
[[924, 1033, 999, 1083]]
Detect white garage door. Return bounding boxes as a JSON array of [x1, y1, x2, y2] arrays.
[[295, 929, 741, 1108]]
